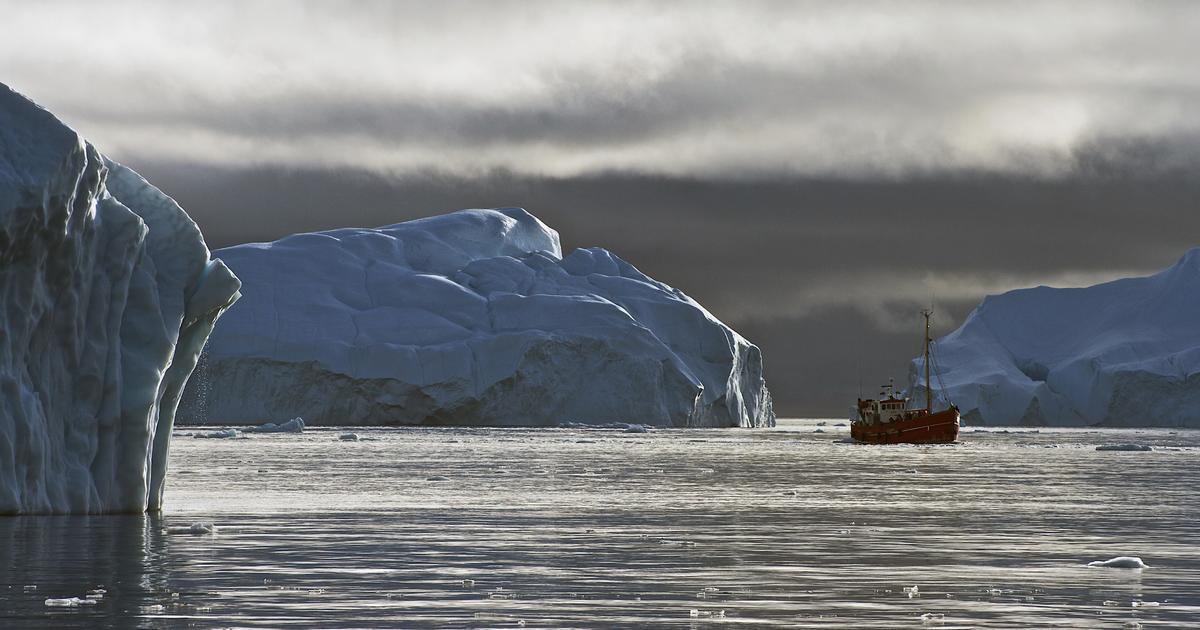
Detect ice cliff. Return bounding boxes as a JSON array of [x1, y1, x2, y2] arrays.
[[0, 84, 241, 513], [181, 208, 773, 428], [912, 251, 1200, 427]]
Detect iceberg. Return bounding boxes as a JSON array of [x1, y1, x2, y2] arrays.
[[911, 250, 1200, 427], [181, 208, 772, 427], [0, 84, 241, 513]]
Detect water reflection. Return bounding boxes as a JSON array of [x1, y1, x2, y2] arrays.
[[0, 423, 1198, 628], [0, 514, 172, 628]]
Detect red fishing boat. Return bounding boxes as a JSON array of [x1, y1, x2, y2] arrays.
[[851, 310, 959, 444]]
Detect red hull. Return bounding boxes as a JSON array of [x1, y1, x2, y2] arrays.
[[851, 407, 960, 444]]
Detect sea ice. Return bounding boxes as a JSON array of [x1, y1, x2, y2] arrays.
[[194, 429, 238, 439], [44, 597, 97, 607], [167, 521, 217, 535], [910, 250, 1200, 427], [179, 208, 773, 428], [1088, 556, 1149, 569], [244, 417, 306, 433], [0, 83, 240, 514]]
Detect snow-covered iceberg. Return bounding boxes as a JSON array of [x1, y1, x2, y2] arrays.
[[181, 208, 772, 428], [911, 250, 1200, 427], [0, 84, 241, 513]]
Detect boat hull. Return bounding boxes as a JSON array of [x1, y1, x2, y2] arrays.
[[851, 407, 960, 444]]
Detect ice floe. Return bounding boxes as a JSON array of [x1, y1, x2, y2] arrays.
[[1088, 556, 1149, 569], [244, 417, 306, 433]]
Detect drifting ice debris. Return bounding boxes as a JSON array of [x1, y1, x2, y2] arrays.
[[44, 597, 97, 607], [0, 84, 241, 514], [180, 208, 773, 428], [167, 522, 217, 535], [338, 433, 360, 442], [623, 424, 651, 433], [244, 417, 305, 433], [1131, 600, 1160, 607], [903, 585, 920, 598], [920, 612, 945, 624], [425, 476, 450, 482], [1096, 444, 1153, 452], [194, 429, 238, 439], [1088, 556, 1149, 569]]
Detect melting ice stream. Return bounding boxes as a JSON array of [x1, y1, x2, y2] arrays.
[[2, 420, 1199, 628]]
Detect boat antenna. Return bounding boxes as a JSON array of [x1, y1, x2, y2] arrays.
[[922, 308, 933, 414]]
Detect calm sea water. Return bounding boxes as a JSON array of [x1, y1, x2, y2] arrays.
[[2, 420, 1198, 628]]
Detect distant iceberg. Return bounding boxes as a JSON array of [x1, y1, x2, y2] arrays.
[[0, 84, 241, 513], [911, 251, 1200, 427], [181, 208, 773, 428]]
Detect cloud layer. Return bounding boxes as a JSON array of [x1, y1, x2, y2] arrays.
[[5, 1, 1200, 178]]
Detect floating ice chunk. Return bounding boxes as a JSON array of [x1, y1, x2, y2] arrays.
[[1096, 444, 1153, 452], [1131, 600, 1160, 607], [45, 597, 97, 607], [1103, 600, 1121, 606], [1088, 556, 1149, 569], [426, 476, 450, 482], [461, 579, 475, 587], [339, 433, 360, 442], [904, 585, 920, 598], [244, 417, 305, 433], [23, 585, 36, 592], [623, 424, 651, 433], [194, 429, 238, 439], [813, 428, 825, 433], [168, 522, 217, 535]]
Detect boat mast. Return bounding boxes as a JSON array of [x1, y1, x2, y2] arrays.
[[922, 308, 932, 414]]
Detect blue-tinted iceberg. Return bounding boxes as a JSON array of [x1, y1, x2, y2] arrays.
[[0, 84, 241, 513], [182, 208, 773, 427], [912, 250, 1200, 427]]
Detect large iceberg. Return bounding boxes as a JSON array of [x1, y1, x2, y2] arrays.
[[0, 84, 241, 513], [912, 250, 1200, 427], [181, 208, 773, 428]]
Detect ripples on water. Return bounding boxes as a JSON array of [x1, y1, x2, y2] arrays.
[[2, 420, 1198, 628]]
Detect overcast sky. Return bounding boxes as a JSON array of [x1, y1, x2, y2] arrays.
[[3, 1, 1197, 415]]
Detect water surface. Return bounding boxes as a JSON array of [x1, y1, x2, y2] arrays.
[[2, 420, 1198, 628]]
